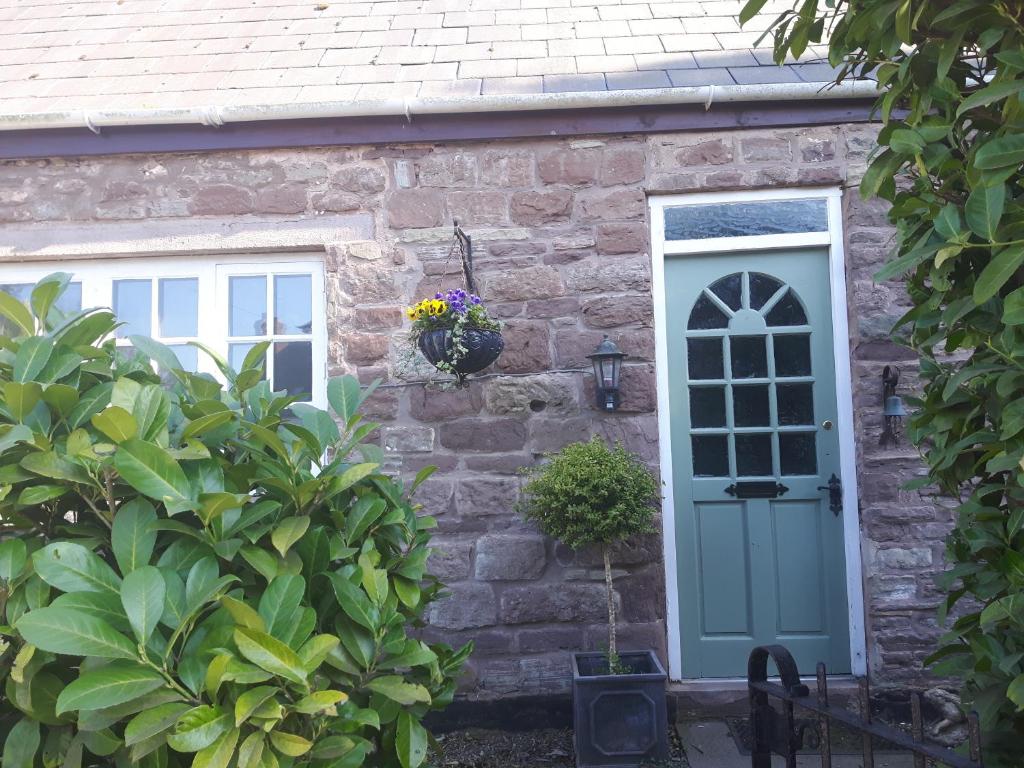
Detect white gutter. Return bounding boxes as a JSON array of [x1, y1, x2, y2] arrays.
[[0, 80, 879, 133]]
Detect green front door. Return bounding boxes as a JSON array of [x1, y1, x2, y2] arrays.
[[666, 248, 851, 678]]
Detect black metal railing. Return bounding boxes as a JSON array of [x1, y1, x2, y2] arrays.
[[748, 645, 983, 768]]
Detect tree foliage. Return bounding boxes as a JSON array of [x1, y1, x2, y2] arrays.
[[740, 0, 1024, 760], [0, 274, 469, 768]]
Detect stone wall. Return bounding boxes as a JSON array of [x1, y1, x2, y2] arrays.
[[0, 121, 946, 696]]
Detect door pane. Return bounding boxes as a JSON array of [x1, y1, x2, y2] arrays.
[[664, 199, 828, 240], [274, 341, 312, 398], [773, 335, 811, 377], [688, 294, 729, 330], [709, 273, 742, 311], [692, 435, 729, 477], [274, 274, 312, 335], [730, 336, 767, 379], [113, 279, 151, 338], [780, 433, 817, 475], [765, 290, 807, 326], [749, 272, 783, 310], [230, 276, 267, 337], [687, 338, 724, 380], [735, 433, 772, 476], [690, 387, 726, 428], [777, 383, 814, 426], [159, 278, 198, 337], [733, 385, 770, 427]]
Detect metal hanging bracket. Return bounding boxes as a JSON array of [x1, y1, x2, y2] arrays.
[[453, 220, 475, 294]]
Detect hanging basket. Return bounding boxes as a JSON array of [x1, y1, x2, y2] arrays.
[[417, 328, 504, 385]]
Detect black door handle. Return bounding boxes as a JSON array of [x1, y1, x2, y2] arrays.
[[817, 473, 842, 516]]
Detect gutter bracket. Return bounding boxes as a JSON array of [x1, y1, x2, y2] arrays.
[[705, 84, 715, 111], [198, 106, 225, 128], [82, 111, 101, 135]]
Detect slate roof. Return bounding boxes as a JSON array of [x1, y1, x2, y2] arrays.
[[0, 0, 844, 119]]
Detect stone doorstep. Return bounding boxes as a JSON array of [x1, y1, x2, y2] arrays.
[[670, 677, 862, 720], [678, 720, 916, 768]]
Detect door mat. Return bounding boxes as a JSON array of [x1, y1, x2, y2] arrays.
[[726, 717, 906, 756]]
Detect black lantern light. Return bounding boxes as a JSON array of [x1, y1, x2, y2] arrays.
[[880, 365, 907, 447], [588, 335, 626, 412]]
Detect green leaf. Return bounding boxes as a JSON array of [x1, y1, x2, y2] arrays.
[[33, 541, 121, 594], [293, 690, 347, 714], [167, 706, 231, 753], [0, 537, 27, 583], [739, 0, 769, 25], [124, 702, 191, 746], [68, 382, 113, 429], [0, 290, 35, 336], [14, 336, 54, 383], [19, 483, 68, 505], [121, 566, 165, 644], [183, 412, 236, 440], [396, 711, 428, 768], [1004, 286, 1024, 324], [92, 406, 138, 443], [220, 595, 267, 631], [2, 718, 40, 768], [297, 634, 340, 672], [51, 591, 129, 631], [111, 499, 158, 574], [1008, 673, 1024, 710], [965, 183, 1006, 240], [30, 272, 71, 325], [21, 451, 92, 484], [56, 662, 165, 714], [16, 606, 137, 659], [194, 727, 239, 768], [268, 732, 312, 757], [233, 627, 308, 686], [889, 128, 925, 154], [114, 438, 192, 511], [327, 376, 367, 423], [271, 517, 309, 557], [128, 335, 184, 373], [258, 575, 304, 638], [5, 381, 43, 421], [975, 134, 1024, 169], [958, 80, 1024, 117], [237, 733, 264, 768], [974, 244, 1024, 303], [364, 675, 431, 706], [327, 572, 376, 631], [234, 686, 277, 726]]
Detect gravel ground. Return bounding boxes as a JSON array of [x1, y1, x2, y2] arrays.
[[428, 726, 689, 768]]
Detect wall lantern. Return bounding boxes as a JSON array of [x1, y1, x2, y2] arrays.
[[880, 365, 907, 447], [588, 335, 626, 412]]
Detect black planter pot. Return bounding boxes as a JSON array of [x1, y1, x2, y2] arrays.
[[572, 651, 669, 768], [417, 328, 504, 385]]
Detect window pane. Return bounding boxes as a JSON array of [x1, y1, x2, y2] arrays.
[[736, 433, 772, 476], [0, 284, 32, 304], [709, 273, 742, 311], [780, 433, 817, 475], [777, 383, 814, 426], [687, 338, 724, 380], [692, 435, 729, 477], [773, 335, 811, 377], [166, 344, 199, 373], [230, 342, 266, 373], [230, 276, 267, 337], [733, 384, 770, 427], [159, 278, 198, 337], [57, 283, 83, 315], [687, 293, 729, 330], [275, 274, 312, 335], [690, 386, 726, 428], [765, 289, 807, 326], [665, 199, 828, 241], [113, 279, 151, 338], [274, 341, 312, 398], [730, 336, 767, 379]]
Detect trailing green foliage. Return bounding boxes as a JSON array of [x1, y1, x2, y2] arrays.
[[740, 0, 1024, 760], [519, 437, 659, 663], [0, 275, 469, 768]]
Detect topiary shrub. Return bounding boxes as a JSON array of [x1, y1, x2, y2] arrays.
[[518, 437, 659, 668], [0, 273, 469, 768]]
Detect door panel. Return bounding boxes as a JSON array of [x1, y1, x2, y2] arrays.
[[666, 249, 851, 678]]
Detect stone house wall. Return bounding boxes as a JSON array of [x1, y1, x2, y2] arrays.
[[0, 121, 947, 697]]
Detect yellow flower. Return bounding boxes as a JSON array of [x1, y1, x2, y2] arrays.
[[406, 307, 419, 320]]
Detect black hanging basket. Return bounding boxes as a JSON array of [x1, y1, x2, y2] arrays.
[[417, 328, 504, 386]]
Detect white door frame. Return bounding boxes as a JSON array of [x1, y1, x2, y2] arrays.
[[649, 187, 867, 680]]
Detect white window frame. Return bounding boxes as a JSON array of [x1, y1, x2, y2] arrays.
[[649, 187, 867, 681], [0, 254, 328, 408]]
